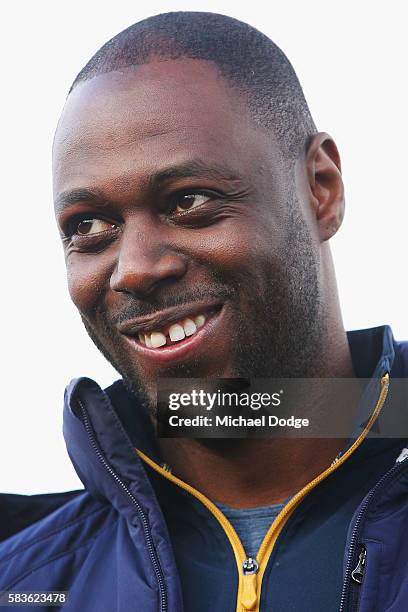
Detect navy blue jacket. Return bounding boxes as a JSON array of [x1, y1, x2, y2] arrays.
[[1, 326, 408, 612]]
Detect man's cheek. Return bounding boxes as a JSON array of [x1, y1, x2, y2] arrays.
[[66, 255, 109, 315], [187, 217, 258, 271]]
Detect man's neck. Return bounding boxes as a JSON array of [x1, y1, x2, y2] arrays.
[[157, 437, 348, 507]]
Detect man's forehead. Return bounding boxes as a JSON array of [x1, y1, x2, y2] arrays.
[[55, 60, 246, 148], [53, 59, 278, 197]]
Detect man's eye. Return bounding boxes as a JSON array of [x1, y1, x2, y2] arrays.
[[171, 193, 211, 214], [75, 218, 117, 235]]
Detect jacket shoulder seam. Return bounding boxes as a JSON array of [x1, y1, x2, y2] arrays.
[[1, 503, 110, 564]]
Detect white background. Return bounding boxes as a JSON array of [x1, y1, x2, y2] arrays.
[[1, 1, 406, 494]]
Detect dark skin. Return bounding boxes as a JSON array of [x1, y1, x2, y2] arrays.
[[53, 59, 355, 507]]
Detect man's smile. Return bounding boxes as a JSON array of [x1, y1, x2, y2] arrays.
[[119, 302, 225, 366]]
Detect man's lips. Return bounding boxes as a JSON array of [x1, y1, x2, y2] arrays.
[[117, 300, 222, 335], [119, 301, 224, 365]]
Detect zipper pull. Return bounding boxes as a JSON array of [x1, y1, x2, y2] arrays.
[[241, 558, 259, 610], [351, 545, 367, 584]]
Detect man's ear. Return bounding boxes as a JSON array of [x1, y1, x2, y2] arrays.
[[306, 132, 345, 242]]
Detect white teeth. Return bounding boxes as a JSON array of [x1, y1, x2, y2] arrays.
[[169, 324, 185, 342], [195, 314, 206, 328], [138, 313, 208, 349], [183, 318, 197, 336], [150, 332, 167, 348]]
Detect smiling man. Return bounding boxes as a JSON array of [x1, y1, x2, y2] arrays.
[[1, 11, 408, 612]]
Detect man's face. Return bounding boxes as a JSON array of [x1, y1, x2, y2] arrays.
[[53, 59, 322, 407]]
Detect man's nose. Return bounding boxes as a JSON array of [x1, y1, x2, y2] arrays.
[[110, 223, 188, 297]]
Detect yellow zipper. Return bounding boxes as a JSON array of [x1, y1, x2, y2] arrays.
[[136, 372, 389, 612]]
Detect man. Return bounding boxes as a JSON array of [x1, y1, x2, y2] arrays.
[[1, 11, 407, 612]]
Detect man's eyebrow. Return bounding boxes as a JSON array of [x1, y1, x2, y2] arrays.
[[149, 159, 242, 186], [54, 161, 242, 213], [54, 188, 105, 214]]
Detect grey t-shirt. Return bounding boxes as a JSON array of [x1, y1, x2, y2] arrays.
[[214, 500, 287, 557]]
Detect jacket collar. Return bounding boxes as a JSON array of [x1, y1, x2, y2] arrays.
[[347, 324, 395, 378], [63, 376, 159, 514]]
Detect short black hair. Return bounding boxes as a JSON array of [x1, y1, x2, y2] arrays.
[[70, 11, 317, 161]]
